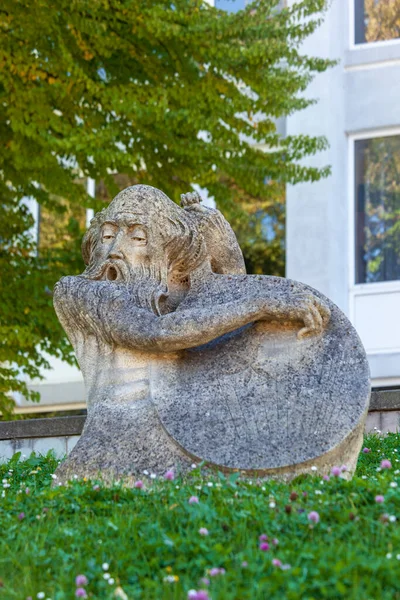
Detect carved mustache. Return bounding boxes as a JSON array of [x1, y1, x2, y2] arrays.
[[83, 259, 131, 282]]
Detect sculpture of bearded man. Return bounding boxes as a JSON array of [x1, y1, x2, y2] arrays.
[[54, 185, 369, 483]]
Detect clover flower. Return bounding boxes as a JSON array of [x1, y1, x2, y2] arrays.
[[259, 534, 268, 542], [363, 447, 371, 453], [18, 512, 25, 521], [199, 527, 209, 536], [164, 470, 174, 481], [375, 495, 385, 503], [75, 589, 87, 598], [134, 480, 143, 489], [331, 466, 341, 477], [188, 591, 210, 600], [209, 567, 225, 576], [259, 542, 270, 551], [381, 459, 392, 469], [188, 496, 199, 504], [75, 575, 88, 586], [272, 558, 282, 567], [308, 511, 320, 524]]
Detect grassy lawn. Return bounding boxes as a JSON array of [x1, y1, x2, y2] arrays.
[[0, 434, 399, 600]]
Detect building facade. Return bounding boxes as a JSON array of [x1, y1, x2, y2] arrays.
[[286, 0, 400, 387]]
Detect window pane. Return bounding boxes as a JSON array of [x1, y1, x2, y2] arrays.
[[355, 0, 400, 45], [355, 135, 400, 284]]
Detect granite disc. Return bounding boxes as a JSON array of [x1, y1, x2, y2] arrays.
[[151, 276, 370, 471]]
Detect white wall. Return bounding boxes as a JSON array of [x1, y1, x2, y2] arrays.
[[286, 0, 400, 385]]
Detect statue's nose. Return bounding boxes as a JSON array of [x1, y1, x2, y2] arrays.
[[108, 249, 124, 260]]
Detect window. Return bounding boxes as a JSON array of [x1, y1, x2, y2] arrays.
[[354, 0, 400, 45], [355, 135, 400, 284]]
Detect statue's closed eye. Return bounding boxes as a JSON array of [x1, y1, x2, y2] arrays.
[[129, 226, 147, 244]]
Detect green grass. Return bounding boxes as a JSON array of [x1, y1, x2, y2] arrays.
[[0, 434, 399, 600]]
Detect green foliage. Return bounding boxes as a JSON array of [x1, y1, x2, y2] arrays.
[[0, 0, 333, 414], [0, 434, 399, 598]]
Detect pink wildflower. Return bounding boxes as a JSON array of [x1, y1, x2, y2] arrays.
[[200, 578, 210, 586], [259, 534, 268, 541], [323, 475, 330, 481], [209, 567, 225, 576], [75, 575, 88, 586], [363, 447, 371, 453], [331, 466, 341, 477], [308, 511, 320, 524], [75, 589, 87, 598], [196, 591, 210, 600], [164, 470, 174, 481], [199, 527, 209, 536], [25, 487, 30, 494], [17, 512, 25, 521], [272, 558, 282, 567], [375, 495, 385, 503], [188, 496, 199, 504], [272, 538, 279, 546], [188, 591, 210, 600], [93, 484, 100, 491], [259, 542, 270, 551], [340, 465, 348, 472], [134, 480, 143, 489], [241, 561, 248, 568], [381, 459, 392, 469]]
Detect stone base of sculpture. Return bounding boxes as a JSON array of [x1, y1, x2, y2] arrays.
[[54, 185, 370, 484]]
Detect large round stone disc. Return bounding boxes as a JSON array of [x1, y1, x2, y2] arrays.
[[150, 275, 370, 471]]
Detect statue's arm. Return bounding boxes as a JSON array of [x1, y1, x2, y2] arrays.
[[54, 277, 330, 352], [110, 298, 270, 352], [109, 294, 329, 351], [54, 277, 266, 351]]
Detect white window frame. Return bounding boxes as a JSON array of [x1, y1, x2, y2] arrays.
[[348, 127, 400, 324], [349, 0, 400, 50]]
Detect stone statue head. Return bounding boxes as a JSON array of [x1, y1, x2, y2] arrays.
[[81, 184, 245, 313]]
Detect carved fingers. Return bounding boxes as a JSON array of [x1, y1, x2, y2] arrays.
[[292, 293, 331, 339], [180, 191, 208, 213]]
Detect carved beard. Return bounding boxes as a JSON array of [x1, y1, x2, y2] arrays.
[[82, 259, 169, 316]]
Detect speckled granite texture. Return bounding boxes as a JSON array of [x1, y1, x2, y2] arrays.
[[53, 185, 370, 483]]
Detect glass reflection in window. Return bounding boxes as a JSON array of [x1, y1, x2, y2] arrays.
[[355, 135, 400, 284], [355, 0, 400, 45]]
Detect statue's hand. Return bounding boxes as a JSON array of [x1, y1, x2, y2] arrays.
[[289, 292, 331, 339]]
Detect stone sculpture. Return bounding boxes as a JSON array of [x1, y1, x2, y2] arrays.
[[54, 185, 370, 482]]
